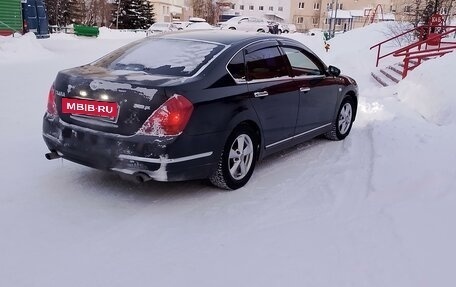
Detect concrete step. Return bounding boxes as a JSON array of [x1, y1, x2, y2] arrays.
[[371, 72, 389, 87], [387, 65, 403, 76], [380, 68, 400, 83]]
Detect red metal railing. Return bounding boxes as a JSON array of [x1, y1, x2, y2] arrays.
[[370, 25, 456, 78]]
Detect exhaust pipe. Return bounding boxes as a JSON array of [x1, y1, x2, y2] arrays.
[[134, 172, 152, 183], [45, 151, 61, 160]]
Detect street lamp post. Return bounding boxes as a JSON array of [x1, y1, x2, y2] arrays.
[[332, 0, 339, 37]]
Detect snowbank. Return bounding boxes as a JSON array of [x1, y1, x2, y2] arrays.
[[0, 32, 52, 62], [397, 51, 456, 126], [98, 27, 146, 40]]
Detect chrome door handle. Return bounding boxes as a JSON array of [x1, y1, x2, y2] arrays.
[[254, 91, 269, 98], [300, 87, 311, 92]]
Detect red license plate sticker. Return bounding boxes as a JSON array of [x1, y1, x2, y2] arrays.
[[62, 98, 118, 119]]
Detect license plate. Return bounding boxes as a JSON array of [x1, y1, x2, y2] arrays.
[[62, 98, 118, 119]]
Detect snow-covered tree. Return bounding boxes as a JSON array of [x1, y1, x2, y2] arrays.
[[112, 0, 153, 29], [137, 0, 155, 29]]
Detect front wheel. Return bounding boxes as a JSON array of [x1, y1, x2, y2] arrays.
[[209, 126, 258, 190], [325, 98, 355, 140]]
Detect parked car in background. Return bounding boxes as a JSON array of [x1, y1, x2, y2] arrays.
[[146, 22, 178, 35], [219, 16, 270, 32], [172, 21, 190, 30], [43, 31, 358, 190], [172, 18, 209, 30], [281, 24, 297, 33], [185, 22, 214, 30]]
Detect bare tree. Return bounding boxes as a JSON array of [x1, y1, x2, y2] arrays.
[[192, 0, 220, 24]]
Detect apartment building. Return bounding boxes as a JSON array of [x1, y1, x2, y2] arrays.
[[150, 0, 191, 22], [290, 0, 455, 33], [222, 0, 292, 22]]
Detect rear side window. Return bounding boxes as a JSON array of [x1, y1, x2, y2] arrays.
[[227, 51, 246, 81], [245, 47, 289, 81], [94, 38, 224, 77], [282, 47, 322, 76]]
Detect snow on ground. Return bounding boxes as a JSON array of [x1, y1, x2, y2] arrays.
[[1, 24, 456, 287]]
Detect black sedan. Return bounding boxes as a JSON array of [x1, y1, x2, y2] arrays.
[[43, 30, 358, 190]]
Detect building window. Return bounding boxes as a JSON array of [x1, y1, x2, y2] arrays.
[[249, 5, 254, 10], [278, 6, 283, 11], [297, 16, 304, 24], [337, 19, 342, 25], [313, 3, 320, 10], [240, 5, 244, 10], [269, 6, 273, 11], [338, 3, 343, 9], [325, 18, 328, 24], [299, 2, 305, 9], [259, 6, 264, 11], [404, 5, 411, 13], [312, 17, 318, 25]]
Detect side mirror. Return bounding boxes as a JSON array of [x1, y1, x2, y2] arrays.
[[328, 65, 341, 77]]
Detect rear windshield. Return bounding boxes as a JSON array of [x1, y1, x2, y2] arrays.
[[93, 38, 224, 77]]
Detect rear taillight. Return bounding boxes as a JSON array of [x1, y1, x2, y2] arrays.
[[47, 85, 58, 116], [138, 94, 193, 136]]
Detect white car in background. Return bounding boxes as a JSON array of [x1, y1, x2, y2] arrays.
[[280, 23, 297, 33], [185, 22, 214, 30], [146, 22, 178, 35], [172, 21, 190, 30], [219, 16, 269, 32]]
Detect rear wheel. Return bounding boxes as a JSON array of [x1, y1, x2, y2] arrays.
[[257, 28, 265, 33], [210, 125, 258, 190], [229, 27, 236, 30], [325, 97, 355, 140]]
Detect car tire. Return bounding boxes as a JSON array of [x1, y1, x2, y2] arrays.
[[257, 29, 265, 33], [209, 125, 259, 190], [229, 27, 236, 30], [325, 97, 355, 141]]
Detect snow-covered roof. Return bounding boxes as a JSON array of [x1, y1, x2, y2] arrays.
[[326, 10, 396, 20], [327, 10, 353, 19], [349, 10, 365, 17]]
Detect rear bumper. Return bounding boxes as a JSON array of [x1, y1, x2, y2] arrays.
[[43, 115, 222, 182]]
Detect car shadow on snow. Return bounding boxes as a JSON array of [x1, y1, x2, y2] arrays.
[[50, 134, 347, 203], [66, 167, 225, 202]]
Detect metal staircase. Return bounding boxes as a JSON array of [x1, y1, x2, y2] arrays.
[[370, 24, 456, 86]]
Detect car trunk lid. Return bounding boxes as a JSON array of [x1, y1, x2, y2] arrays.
[[53, 65, 184, 136]]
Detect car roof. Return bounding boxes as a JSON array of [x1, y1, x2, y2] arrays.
[[160, 30, 285, 46]]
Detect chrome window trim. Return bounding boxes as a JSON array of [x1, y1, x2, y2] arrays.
[[247, 75, 294, 84], [265, 123, 332, 149], [293, 75, 326, 80]]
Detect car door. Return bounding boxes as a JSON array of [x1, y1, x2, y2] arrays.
[[279, 44, 339, 135], [244, 41, 299, 147]]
